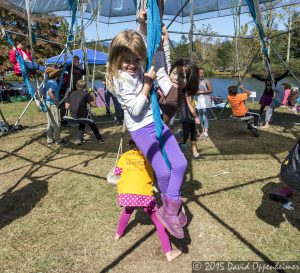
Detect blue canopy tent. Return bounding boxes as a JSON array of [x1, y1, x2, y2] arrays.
[[45, 48, 108, 65]]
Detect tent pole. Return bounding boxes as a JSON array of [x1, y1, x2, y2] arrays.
[[188, 0, 194, 58], [166, 0, 189, 29], [270, 25, 300, 39], [11, 97, 34, 132], [0, 109, 10, 131], [266, 40, 300, 86], [5, 29, 65, 47], [168, 30, 253, 39], [169, 39, 179, 59]]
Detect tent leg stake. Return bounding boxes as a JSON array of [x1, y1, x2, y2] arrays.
[[11, 97, 34, 132]]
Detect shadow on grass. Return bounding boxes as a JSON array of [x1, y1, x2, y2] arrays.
[[0, 179, 48, 229], [209, 119, 295, 157], [98, 127, 290, 272], [256, 182, 300, 232], [59, 115, 128, 152]]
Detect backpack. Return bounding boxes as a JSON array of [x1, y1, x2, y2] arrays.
[[280, 138, 300, 191]]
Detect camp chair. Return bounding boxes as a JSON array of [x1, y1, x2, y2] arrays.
[[230, 115, 259, 137]]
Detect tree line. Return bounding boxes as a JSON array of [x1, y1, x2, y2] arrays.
[[171, 5, 300, 77]]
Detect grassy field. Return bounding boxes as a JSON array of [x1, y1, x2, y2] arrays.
[[0, 101, 300, 273]]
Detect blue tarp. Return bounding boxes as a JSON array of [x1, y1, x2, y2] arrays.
[[45, 48, 108, 65]]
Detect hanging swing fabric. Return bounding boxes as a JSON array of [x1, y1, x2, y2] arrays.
[[245, 0, 269, 63], [6, 0, 300, 23], [146, 0, 171, 168], [2, 29, 47, 112]]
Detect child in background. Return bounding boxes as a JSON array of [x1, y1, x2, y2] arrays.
[[65, 80, 104, 145], [227, 85, 260, 127], [287, 87, 299, 113], [107, 29, 187, 239], [9, 39, 45, 76], [195, 67, 213, 140], [261, 83, 286, 129], [281, 83, 291, 106], [179, 63, 204, 161], [44, 67, 67, 146], [252, 71, 289, 116], [154, 26, 192, 126], [115, 139, 182, 262]]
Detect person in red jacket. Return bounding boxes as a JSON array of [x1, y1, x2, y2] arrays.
[[9, 38, 45, 76]]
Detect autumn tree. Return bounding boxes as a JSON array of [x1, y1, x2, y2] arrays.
[[0, 2, 69, 74]]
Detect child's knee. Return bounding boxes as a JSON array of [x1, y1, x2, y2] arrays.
[[157, 169, 171, 183], [174, 157, 188, 173]]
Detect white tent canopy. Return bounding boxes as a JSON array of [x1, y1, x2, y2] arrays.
[[6, 0, 300, 23]]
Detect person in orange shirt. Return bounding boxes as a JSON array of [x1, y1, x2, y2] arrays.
[[227, 85, 260, 127]]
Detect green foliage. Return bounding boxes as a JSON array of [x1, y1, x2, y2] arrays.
[[216, 40, 234, 71], [0, 7, 70, 74]]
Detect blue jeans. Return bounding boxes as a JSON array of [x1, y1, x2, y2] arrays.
[[104, 89, 123, 122], [238, 112, 260, 127], [197, 108, 209, 129], [25, 61, 45, 72]]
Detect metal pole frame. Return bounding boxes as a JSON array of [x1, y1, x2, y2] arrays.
[[166, 0, 190, 58], [5, 29, 65, 47], [266, 40, 300, 86], [168, 30, 253, 40], [11, 97, 34, 132], [270, 25, 300, 39], [166, 0, 189, 29]]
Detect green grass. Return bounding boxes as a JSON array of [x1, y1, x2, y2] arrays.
[[0, 101, 300, 273]]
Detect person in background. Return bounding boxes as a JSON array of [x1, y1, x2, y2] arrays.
[[227, 85, 260, 127], [287, 87, 299, 113], [179, 64, 204, 161], [114, 139, 182, 262], [44, 67, 67, 147], [281, 83, 291, 106], [65, 79, 104, 145], [261, 83, 286, 129], [252, 71, 289, 116], [195, 67, 213, 140], [103, 64, 124, 125], [59, 55, 86, 127], [9, 39, 45, 76]]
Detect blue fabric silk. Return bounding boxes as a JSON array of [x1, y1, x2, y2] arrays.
[[146, 0, 170, 168]]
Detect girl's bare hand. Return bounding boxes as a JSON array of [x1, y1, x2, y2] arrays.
[[139, 10, 147, 23], [144, 66, 156, 82]]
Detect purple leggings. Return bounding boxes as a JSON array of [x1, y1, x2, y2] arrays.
[[116, 205, 171, 253], [131, 122, 187, 200]]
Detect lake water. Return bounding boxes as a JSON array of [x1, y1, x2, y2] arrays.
[[9, 76, 298, 101], [94, 76, 299, 101]]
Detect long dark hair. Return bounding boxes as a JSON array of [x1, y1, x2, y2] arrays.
[[169, 59, 199, 96]]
